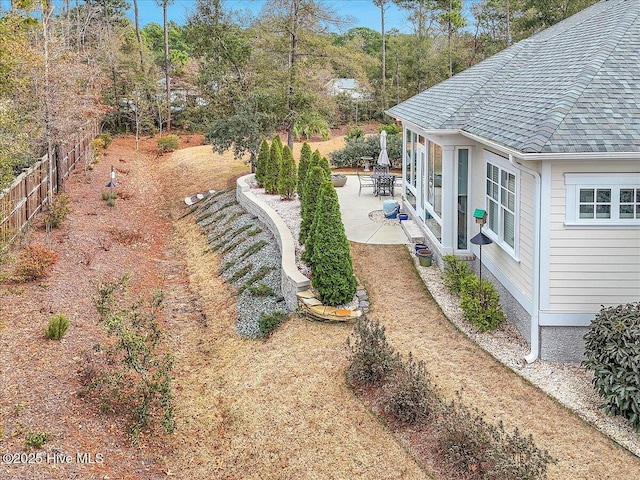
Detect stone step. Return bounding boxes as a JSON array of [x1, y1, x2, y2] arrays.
[[401, 219, 425, 244]]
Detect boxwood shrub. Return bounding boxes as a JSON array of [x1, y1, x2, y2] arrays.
[[583, 302, 640, 431]]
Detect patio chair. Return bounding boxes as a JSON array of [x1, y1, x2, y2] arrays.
[[373, 165, 389, 175], [357, 172, 375, 196], [376, 175, 394, 197]]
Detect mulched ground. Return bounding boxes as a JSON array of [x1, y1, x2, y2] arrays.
[[0, 135, 203, 480]]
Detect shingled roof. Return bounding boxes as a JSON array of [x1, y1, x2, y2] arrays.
[[387, 0, 640, 154]]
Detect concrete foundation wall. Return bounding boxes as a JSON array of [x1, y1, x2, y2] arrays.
[[540, 326, 588, 363], [236, 174, 310, 311]]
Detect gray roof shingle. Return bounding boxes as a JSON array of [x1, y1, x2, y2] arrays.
[[387, 0, 640, 154]]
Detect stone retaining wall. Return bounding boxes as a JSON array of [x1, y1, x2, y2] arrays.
[[236, 174, 310, 311]]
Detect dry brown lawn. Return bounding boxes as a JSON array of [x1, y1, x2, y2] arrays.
[[1, 130, 638, 480]]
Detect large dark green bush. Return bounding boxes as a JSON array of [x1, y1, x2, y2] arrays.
[[297, 142, 312, 200], [299, 165, 328, 246], [346, 317, 398, 387], [583, 302, 640, 431], [277, 145, 297, 199], [264, 135, 282, 194], [309, 181, 357, 305], [255, 139, 270, 187], [460, 275, 504, 332], [329, 133, 402, 169]]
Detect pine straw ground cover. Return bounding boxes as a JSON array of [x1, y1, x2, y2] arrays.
[[0, 131, 638, 479]]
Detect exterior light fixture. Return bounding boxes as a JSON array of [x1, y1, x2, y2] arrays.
[[106, 165, 116, 188]]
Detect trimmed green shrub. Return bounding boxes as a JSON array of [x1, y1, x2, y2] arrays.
[[97, 132, 114, 148], [255, 139, 269, 187], [380, 123, 401, 135], [299, 165, 328, 246], [318, 154, 332, 178], [297, 142, 312, 200], [346, 317, 398, 387], [442, 254, 472, 295], [259, 310, 287, 337], [264, 135, 282, 194], [45, 313, 70, 340], [278, 145, 297, 199], [309, 181, 357, 306], [45, 194, 71, 229], [460, 275, 504, 332], [583, 302, 640, 431], [157, 134, 180, 152]]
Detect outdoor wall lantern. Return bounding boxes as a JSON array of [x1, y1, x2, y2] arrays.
[[470, 208, 492, 283]]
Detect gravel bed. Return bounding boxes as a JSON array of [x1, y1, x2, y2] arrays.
[[196, 190, 286, 338]]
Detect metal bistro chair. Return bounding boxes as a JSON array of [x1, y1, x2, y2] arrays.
[[376, 175, 394, 197], [357, 171, 375, 196], [373, 165, 389, 176]]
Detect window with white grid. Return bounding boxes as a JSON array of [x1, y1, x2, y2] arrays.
[[485, 158, 518, 255], [566, 174, 640, 225]]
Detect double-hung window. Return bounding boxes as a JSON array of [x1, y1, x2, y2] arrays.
[[485, 153, 518, 256], [565, 174, 640, 225]]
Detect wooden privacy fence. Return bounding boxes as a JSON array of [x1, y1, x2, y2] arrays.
[[0, 121, 99, 249]]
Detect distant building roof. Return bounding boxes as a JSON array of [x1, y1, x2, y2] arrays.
[[387, 0, 640, 154], [326, 78, 370, 100]]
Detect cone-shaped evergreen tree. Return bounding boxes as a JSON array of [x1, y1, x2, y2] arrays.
[[265, 135, 282, 194], [310, 181, 357, 306], [255, 139, 270, 187], [318, 155, 332, 177], [297, 142, 312, 201], [300, 165, 329, 250], [278, 145, 297, 199]]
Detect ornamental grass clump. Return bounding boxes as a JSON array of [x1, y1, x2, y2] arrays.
[[45, 313, 70, 340], [583, 302, 640, 431]]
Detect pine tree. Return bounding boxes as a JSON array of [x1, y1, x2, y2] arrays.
[[278, 145, 297, 199], [264, 135, 282, 194], [255, 139, 270, 187], [297, 142, 312, 201], [310, 181, 357, 306], [300, 165, 329, 250]]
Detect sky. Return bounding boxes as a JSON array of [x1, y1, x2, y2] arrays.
[[133, 0, 414, 33]]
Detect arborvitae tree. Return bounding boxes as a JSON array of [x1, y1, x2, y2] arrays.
[[300, 165, 329, 249], [255, 139, 270, 187], [297, 142, 312, 201], [309, 149, 322, 171], [310, 181, 357, 306], [319, 155, 332, 177], [278, 145, 297, 199], [264, 135, 282, 194]]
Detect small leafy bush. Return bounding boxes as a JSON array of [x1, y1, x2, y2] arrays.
[[14, 244, 59, 281], [45, 313, 70, 340], [25, 432, 49, 449], [380, 353, 437, 425], [157, 134, 180, 152], [460, 275, 504, 332], [101, 191, 117, 201], [97, 132, 113, 148], [442, 254, 472, 295], [346, 126, 363, 140], [380, 123, 401, 135], [346, 317, 398, 387], [258, 310, 287, 337], [583, 302, 640, 431], [45, 194, 71, 229], [436, 396, 555, 479]]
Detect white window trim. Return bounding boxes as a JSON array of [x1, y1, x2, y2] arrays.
[[565, 173, 640, 226], [484, 151, 520, 259], [424, 140, 443, 224]]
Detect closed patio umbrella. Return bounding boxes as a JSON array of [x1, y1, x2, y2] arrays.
[[377, 130, 390, 166]]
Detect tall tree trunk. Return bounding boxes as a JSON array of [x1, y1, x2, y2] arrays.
[[380, 0, 386, 111], [286, 0, 299, 150], [448, 0, 453, 78], [163, 0, 171, 132], [133, 0, 144, 70], [42, 0, 55, 204]]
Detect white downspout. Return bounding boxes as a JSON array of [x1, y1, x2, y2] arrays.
[[509, 154, 541, 363]]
